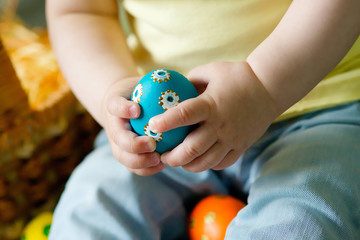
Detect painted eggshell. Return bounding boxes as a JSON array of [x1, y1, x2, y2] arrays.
[[188, 194, 246, 240], [130, 69, 199, 154], [21, 212, 53, 240]]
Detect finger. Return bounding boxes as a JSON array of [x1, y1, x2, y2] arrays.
[[107, 116, 156, 153], [161, 123, 217, 167], [187, 62, 218, 86], [187, 67, 210, 86], [182, 142, 229, 173], [128, 162, 166, 176], [212, 149, 242, 171], [187, 71, 209, 95], [149, 96, 212, 133], [111, 143, 161, 169], [107, 95, 140, 119]]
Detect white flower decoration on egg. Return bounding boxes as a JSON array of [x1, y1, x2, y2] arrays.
[[132, 83, 143, 103], [151, 69, 171, 83], [159, 90, 181, 111], [144, 123, 163, 142]]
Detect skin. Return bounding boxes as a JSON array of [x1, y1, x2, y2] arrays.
[[47, 0, 360, 176]]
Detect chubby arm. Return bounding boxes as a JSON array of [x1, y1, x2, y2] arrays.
[[150, 0, 360, 172], [247, 0, 360, 112], [46, 0, 138, 125], [47, 0, 163, 176]]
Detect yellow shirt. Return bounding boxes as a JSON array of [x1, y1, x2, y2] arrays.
[[121, 0, 360, 120]]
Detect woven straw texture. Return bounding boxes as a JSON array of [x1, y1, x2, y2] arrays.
[[0, 20, 100, 240]]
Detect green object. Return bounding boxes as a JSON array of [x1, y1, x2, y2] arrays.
[[43, 224, 51, 236]]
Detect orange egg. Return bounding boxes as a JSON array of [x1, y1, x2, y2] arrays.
[[188, 194, 246, 240]]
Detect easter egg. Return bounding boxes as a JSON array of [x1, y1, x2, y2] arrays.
[[188, 194, 246, 240], [21, 212, 53, 240], [130, 69, 199, 154]]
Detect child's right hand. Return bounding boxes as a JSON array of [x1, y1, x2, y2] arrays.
[[102, 78, 165, 176]]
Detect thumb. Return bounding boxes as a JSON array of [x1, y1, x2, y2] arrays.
[[106, 95, 140, 119]]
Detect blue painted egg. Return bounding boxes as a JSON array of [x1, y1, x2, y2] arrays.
[[130, 69, 199, 154]]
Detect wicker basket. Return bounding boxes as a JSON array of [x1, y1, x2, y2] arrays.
[[0, 21, 100, 240]]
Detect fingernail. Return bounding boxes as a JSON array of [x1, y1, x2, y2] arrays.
[[149, 118, 158, 133], [129, 105, 138, 118], [160, 155, 167, 165], [147, 140, 156, 152]]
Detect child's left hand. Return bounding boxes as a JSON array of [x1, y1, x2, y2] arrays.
[[149, 61, 281, 172]]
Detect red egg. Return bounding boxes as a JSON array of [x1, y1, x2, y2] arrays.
[[188, 194, 246, 240]]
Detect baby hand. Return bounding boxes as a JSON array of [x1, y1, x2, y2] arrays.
[[103, 78, 166, 176], [149, 62, 280, 172]]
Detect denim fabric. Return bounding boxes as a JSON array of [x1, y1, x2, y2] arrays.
[[49, 102, 360, 240]]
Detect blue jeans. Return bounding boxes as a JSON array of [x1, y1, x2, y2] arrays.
[[49, 102, 360, 240]]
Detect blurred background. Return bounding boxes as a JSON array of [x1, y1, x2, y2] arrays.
[[16, 0, 46, 27], [0, 0, 101, 239], [0, 0, 46, 27]]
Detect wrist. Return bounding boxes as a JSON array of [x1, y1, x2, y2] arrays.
[[238, 61, 285, 121], [245, 58, 298, 116]]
